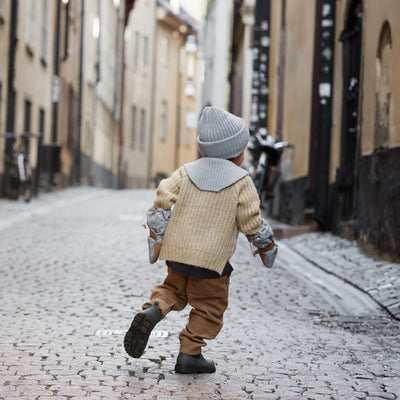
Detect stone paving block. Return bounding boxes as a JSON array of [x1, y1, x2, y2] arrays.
[[0, 188, 399, 400]]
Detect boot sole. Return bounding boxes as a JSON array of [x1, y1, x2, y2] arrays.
[[175, 364, 216, 374], [124, 312, 153, 358]]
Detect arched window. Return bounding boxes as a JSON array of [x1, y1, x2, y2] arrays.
[[375, 21, 392, 150]]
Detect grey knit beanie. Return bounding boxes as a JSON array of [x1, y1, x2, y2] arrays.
[[197, 106, 250, 159]]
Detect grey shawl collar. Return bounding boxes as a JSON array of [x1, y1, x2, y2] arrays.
[[184, 158, 248, 192]]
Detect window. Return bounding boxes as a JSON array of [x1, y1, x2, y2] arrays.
[[39, 108, 45, 136], [140, 109, 146, 149], [25, 0, 35, 51], [0, 0, 5, 22], [134, 32, 140, 68], [160, 101, 167, 140], [186, 127, 192, 147], [41, 0, 48, 62], [131, 106, 137, 146], [176, 106, 181, 147], [161, 37, 169, 65], [24, 100, 32, 133], [187, 54, 195, 78], [24, 100, 32, 152], [67, 85, 74, 149], [143, 36, 149, 70], [63, 0, 69, 60], [375, 21, 392, 150], [179, 46, 186, 74]]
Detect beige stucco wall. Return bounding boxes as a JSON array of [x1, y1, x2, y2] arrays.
[[281, 0, 316, 180], [13, 0, 55, 168], [80, 0, 124, 185], [151, 20, 180, 179], [57, 1, 83, 182], [150, 10, 199, 182], [329, 0, 400, 183], [361, 0, 400, 154], [123, 0, 156, 188], [0, 1, 10, 174], [268, 0, 282, 138]]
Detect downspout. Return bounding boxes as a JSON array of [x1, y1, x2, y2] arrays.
[[118, 25, 125, 189], [147, 6, 158, 188], [52, 0, 61, 144], [276, 0, 286, 141], [113, 4, 121, 188], [3, 0, 18, 197], [228, 0, 240, 113], [76, 0, 85, 185]]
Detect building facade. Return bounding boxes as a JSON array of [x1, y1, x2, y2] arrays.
[[227, 0, 400, 258], [123, 0, 199, 188], [0, 0, 127, 196]]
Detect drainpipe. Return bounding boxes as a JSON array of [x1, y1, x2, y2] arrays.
[[147, 7, 158, 188], [52, 0, 61, 144], [3, 0, 18, 197], [76, 0, 85, 185], [228, 0, 240, 113]]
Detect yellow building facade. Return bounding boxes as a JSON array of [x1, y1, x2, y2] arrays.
[[230, 0, 400, 258]]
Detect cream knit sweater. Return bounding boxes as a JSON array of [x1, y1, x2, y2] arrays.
[[154, 166, 262, 275]]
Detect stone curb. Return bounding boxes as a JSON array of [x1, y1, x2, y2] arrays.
[[278, 231, 400, 320]]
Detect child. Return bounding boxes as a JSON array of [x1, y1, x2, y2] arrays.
[[124, 106, 277, 374]]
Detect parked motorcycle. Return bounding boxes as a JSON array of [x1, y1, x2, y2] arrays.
[[245, 130, 293, 209]]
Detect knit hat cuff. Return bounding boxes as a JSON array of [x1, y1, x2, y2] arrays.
[[197, 125, 249, 159]]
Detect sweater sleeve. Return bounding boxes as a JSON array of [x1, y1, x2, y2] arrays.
[[237, 176, 262, 236], [154, 167, 183, 210]]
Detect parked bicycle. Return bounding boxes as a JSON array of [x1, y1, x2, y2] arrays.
[[245, 130, 293, 210], [1, 132, 34, 202]]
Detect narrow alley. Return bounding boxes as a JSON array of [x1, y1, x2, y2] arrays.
[[0, 187, 399, 399]]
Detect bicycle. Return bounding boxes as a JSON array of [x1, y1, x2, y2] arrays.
[[1, 132, 33, 202]]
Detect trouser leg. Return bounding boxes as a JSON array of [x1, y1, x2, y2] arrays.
[[179, 273, 230, 355], [143, 267, 188, 318]]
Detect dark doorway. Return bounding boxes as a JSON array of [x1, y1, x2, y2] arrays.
[[336, 0, 363, 223]]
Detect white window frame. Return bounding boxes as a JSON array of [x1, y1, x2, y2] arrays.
[[143, 36, 149, 71], [161, 37, 169, 66], [140, 109, 146, 149], [160, 101, 167, 141], [25, 0, 35, 50], [131, 105, 137, 147], [41, 0, 48, 62], [134, 31, 140, 68], [0, 0, 5, 19]]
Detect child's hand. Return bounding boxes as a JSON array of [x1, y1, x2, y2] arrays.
[[247, 219, 278, 268]]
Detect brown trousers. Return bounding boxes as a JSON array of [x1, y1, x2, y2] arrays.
[[143, 267, 230, 355]]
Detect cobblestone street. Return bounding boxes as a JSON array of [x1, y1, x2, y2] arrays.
[[0, 187, 399, 399]]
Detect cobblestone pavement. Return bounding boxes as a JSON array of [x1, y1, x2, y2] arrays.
[[0, 187, 399, 400], [279, 232, 400, 320]]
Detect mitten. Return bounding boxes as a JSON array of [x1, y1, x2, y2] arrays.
[[248, 218, 278, 268], [146, 206, 172, 264]]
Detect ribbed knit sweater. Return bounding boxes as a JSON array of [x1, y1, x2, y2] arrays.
[[154, 165, 262, 275]]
